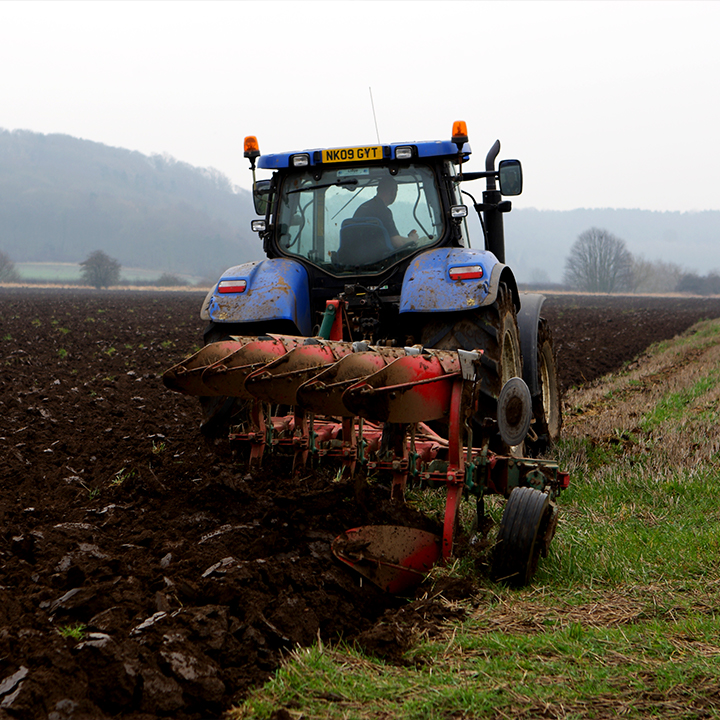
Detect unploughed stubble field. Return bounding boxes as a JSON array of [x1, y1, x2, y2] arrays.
[[2, 287, 720, 720]]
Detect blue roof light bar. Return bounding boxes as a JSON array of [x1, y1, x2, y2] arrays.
[[258, 140, 471, 170]]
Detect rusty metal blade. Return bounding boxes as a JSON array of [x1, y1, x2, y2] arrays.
[[332, 525, 441, 594], [200, 335, 303, 399], [162, 339, 250, 395], [342, 353, 460, 423], [296, 348, 405, 416], [244, 341, 354, 405]]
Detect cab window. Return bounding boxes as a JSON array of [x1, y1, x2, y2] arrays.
[[276, 164, 444, 275]]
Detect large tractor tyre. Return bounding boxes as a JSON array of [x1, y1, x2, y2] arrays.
[[526, 319, 562, 456], [419, 284, 523, 450], [198, 322, 254, 439], [492, 486, 552, 587]]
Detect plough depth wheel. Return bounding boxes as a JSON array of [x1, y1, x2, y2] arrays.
[[492, 486, 552, 586]]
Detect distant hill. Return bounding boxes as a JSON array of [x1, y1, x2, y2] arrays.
[[2, 129, 719, 285], [0, 129, 258, 280]]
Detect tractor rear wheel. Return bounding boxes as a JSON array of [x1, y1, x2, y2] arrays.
[[492, 486, 552, 586], [419, 284, 522, 449]]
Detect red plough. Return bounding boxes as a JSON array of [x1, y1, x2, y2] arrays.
[[164, 326, 568, 592]]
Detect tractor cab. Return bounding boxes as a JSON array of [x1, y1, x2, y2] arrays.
[[246, 133, 477, 282], [203, 123, 525, 344]]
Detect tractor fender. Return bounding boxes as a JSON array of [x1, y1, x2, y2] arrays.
[[517, 293, 546, 397], [200, 258, 312, 336], [399, 247, 519, 314]]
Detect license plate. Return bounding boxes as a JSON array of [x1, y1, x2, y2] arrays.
[[322, 145, 383, 163]]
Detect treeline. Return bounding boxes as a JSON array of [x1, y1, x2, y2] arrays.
[[676, 272, 720, 295], [501, 207, 720, 285], [562, 227, 720, 295], [0, 129, 258, 279]]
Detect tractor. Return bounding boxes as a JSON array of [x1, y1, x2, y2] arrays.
[[164, 121, 566, 591]]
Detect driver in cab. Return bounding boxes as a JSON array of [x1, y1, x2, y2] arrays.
[[353, 176, 419, 249]]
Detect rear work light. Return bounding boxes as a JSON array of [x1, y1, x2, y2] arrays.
[[395, 145, 414, 160], [218, 279, 247, 294], [449, 265, 483, 281], [291, 154, 310, 167]]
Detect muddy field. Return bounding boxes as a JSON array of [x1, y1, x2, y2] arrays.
[[3, 288, 720, 720]]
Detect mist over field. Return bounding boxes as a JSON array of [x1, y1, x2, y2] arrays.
[[500, 208, 720, 284], [0, 129, 257, 281], [1, 128, 719, 285]]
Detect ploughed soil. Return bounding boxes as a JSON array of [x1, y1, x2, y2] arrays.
[[3, 287, 720, 719]]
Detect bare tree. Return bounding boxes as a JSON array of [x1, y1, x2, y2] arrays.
[[563, 228, 633, 293], [0, 250, 20, 283], [80, 250, 121, 289]]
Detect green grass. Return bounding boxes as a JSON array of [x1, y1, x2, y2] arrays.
[[640, 371, 720, 431], [57, 623, 87, 640], [13, 261, 204, 284], [16, 262, 83, 282], [233, 320, 720, 719], [543, 450, 720, 587], [111, 467, 136, 486], [151, 440, 167, 455], [237, 605, 720, 718]]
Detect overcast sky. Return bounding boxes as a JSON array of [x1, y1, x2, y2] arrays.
[[1, 1, 718, 212]]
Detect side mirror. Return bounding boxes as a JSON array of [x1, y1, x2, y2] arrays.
[[498, 160, 523, 196], [253, 179, 272, 215]]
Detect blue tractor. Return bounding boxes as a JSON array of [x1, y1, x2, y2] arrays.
[[198, 121, 560, 454], [166, 122, 564, 588]]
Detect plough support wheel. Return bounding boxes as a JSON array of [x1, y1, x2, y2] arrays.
[[492, 486, 552, 586]]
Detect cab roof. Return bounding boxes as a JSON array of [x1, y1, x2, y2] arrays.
[[258, 139, 471, 170]]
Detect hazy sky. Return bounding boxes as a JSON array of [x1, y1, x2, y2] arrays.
[[1, 1, 718, 212]]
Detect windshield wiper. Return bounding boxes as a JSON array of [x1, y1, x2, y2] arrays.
[[287, 178, 358, 194]]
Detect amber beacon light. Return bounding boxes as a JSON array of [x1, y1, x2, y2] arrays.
[[451, 121, 468, 146], [244, 136, 260, 159]]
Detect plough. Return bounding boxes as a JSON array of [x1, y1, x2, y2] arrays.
[[164, 304, 568, 592]]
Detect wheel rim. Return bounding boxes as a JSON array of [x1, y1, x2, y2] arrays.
[[539, 342, 560, 440], [501, 324, 523, 454], [540, 350, 552, 425], [501, 327, 521, 385]]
